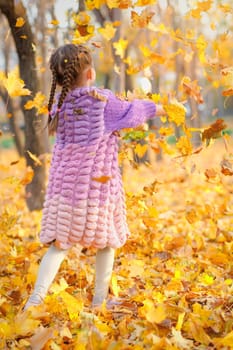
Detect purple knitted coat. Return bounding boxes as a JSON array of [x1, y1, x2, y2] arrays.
[[40, 87, 156, 249]]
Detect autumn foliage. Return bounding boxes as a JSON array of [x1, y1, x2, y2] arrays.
[[0, 0, 233, 348]]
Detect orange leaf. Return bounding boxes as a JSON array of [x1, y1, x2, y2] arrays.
[[15, 17, 25, 27], [202, 119, 227, 142], [92, 175, 111, 183], [131, 9, 154, 28], [181, 76, 204, 104]]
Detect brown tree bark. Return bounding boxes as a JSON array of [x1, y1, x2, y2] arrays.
[[0, 0, 48, 210]]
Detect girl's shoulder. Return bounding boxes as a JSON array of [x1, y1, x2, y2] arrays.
[[68, 86, 112, 101]]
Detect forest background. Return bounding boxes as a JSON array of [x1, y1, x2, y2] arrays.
[[0, 0, 233, 349]]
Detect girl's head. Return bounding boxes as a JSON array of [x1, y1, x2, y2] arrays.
[[48, 44, 94, 133]]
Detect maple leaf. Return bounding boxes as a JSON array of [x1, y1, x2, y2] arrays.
[[134, 144, 148, 158], [24, 92, 48, 115], [181, 76, 204, 104], [2, 68, 31, 97], [131, 9, 155, 28], [85, 0, 105, 10], [98, 23, 116, 41], [113, 39, 128, 58], [164, 100, 186, 126], [202, 119, 227, 145], [176, 135, 193, 156]]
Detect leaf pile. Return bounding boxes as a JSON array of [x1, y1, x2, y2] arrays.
[[0, 143, 233, 349]]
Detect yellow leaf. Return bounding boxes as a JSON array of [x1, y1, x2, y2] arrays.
[[27, 151, 42, 166], [106, 0, 120, 8], [214, 330, 233, 347], [113, 39, 128, 58], [3, 68, 31, 97], [140, 300, 167, 324], [131, 9, 154, 28], [186, 314, 211, 345], [59, 290, 83, 321], [164, 101, 186, 126], [50, 278, 69, 294], [159, 126, 174, 136], [15, 17, 25, 27], [73, 11, 91, 26], [176, 313, 185, 331], [14, 313, 41, 336], [111, 273, 120, 297], [135, 0, 157, 6], [176, 135, 192, 156], [134, 144, 148, 158], [24, 92, 48, 115], [50, 19, 60, 25], [85, 0, 105, 10], [98, 23, 116, 41]]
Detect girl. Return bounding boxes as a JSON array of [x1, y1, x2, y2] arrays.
[[24, 44, 165, 310]]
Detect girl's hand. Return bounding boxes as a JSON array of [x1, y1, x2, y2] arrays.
[[155, 104, 167, 116]]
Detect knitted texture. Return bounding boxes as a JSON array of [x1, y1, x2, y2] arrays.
[[40, 87, 156, 249]]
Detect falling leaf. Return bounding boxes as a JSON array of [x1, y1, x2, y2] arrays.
[[181, 76, 204, 104], [134, 144, 148, 158], [113, 39, 128, 58], [27, 151, 42, 166], [176, 135, 193, 156], [202, 119, 227, 144], [98, 23, 116, 41], [164, 101, 186, 126], [135, 0, 157, 6], [20, 166, 34, 185], [2, 68, 31, 97], [221, 159, 233, 176], [131, 9, 155, 28], [15, 17, 25, 27], [92, 175, 111, 183], [50, 19, 60, 25], [24, 92, 48, 115], [204, 168, 217, 180]]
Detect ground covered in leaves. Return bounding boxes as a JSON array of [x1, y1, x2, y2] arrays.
[[0, 142, 233, 350]]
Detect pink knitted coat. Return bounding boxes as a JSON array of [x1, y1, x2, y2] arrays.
[[40, 87, 156, 249]]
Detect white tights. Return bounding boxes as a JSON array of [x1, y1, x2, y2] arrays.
[[24, 244, 115, 310]]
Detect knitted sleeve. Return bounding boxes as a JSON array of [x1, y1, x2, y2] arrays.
[[103, 90, 156, 133]]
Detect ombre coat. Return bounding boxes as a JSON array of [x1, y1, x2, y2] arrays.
[[40, 87, 156, 249]]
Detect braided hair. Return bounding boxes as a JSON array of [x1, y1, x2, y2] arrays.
[[47, 44, 92, 134]]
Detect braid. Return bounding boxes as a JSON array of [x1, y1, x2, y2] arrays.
[[57, 57, 77, 110], [47, 44, 92, 133]]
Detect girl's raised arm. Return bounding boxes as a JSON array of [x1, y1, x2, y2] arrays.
[[103, 90, 164, 133]]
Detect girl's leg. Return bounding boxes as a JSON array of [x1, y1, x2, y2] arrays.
[[24, 244, 68, 310], [92, 247, 115, 306]]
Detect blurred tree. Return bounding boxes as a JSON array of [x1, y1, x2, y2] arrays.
[[0, 0, 48, 211]]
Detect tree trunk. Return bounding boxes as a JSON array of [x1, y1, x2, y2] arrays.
[[0, 90, 24, 156], [0, 0, 48, 211]]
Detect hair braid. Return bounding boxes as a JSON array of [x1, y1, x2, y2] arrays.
[[47, 44, 93, 133]]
